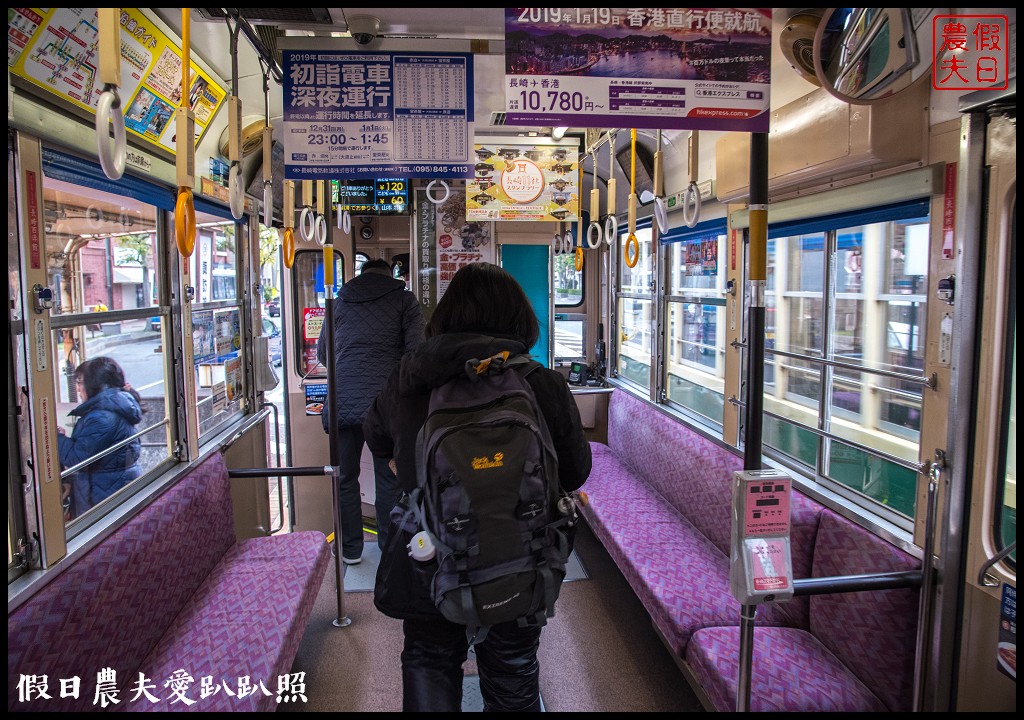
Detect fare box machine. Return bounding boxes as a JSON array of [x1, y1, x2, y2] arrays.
[[729, 469, 795, 605]]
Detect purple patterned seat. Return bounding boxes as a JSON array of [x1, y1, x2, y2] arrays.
[[579, 390, 825, 657], [685, 510, 920, 711], [8, 452, 330, 713]]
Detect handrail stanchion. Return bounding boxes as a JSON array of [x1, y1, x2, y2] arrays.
[[261, 401, 286, 535], [737, 130, 770, 713], [913, 451, 943, 711], [323, 237, 350, 628]]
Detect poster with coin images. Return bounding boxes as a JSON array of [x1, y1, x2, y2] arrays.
[[467, 144, 579, 222]]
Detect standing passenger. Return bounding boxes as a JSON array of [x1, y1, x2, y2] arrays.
[[317, 258, 425, 564], [57, 357, 144, 518], [364, 262, 592, 711]]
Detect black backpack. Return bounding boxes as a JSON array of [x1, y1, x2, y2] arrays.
[[412, 350, 575, 644]]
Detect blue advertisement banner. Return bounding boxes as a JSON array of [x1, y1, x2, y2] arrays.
[[282, 51, 475, 179], [504, 7, 771, 133]]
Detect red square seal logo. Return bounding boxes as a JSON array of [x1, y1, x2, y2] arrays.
[[933, 15, 1009, 91]]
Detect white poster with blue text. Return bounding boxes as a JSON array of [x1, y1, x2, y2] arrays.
[[505, 8, 771, 133], [282, 50, 475, 179]]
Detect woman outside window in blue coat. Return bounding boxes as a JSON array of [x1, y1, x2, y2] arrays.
[[57, 356, 144, 519]]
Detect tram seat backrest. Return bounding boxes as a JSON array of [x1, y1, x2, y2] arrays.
[[8, 452, 330, 712], [592, 389, 822, 637], [580, 389, 920, 712], [686, 510, 920, 711]]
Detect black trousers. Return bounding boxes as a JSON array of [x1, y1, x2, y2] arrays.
[[401, 616, 543, 712], [335, 425, 401, 557]]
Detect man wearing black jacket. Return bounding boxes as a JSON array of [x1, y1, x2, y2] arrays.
[[317, 259, 425, 565]]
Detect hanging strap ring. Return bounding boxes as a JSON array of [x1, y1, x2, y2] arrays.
[[314, 213, 328, 246], [299, 206, 315, 241], [283, 227, 296, 269], [95, 85, 126, 180], [263, 182, 273, 227], [654, 196, 669, 234], [426, 180, 450, 205], [175, 187, 196, 258], [603, 215, 618, 246], [586, 221, 603, 249], [624, 232, 640, 268], [574, 246, 584, 271], [228, 162, 245, 220], [682, 181, 701, 228]]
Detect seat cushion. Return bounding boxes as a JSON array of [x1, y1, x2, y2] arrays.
[[686, 625, 888, 712], [583, 444, 799, 655], [7, 453, 236, 712], [134, 531, 330, 712]]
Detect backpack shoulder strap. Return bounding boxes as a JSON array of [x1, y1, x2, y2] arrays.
[[505, 353, 542, 378]]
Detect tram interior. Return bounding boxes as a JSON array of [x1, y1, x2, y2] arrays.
[[7, 6, 1016, 714]]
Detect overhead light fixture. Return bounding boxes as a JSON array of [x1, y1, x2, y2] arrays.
[[552, 126, 569, 141]]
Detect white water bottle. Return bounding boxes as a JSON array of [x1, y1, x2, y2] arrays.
[[407, 531, 436, 562]]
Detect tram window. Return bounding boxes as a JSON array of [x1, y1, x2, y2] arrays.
[[554, 252, 583, 307], [40, 175, 173, 528], [553, 252, 585, 364], [665, 234, 726, 427], [615, 227, 654, 391], [291, 250, 344, 377], [617, 297, 653, 390], [188, 212, 243, 439], [762, 210, 929, 522], [355, 252, 369, 275]]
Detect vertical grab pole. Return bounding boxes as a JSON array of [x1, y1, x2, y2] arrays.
[[737, 131, 769, 712], [913, 452, 942, 710], [324, 243, 351, 628]]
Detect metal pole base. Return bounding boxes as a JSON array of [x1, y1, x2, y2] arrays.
[[332, 616, 352, 628]]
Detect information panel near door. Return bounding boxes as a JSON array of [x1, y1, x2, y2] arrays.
[[729, 469, 794, 605]]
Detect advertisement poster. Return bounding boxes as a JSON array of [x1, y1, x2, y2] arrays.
[[433, 185, 495, 298], [504, 7, 771, 132], [997, 583, 1016, 681], [281, 47, 474, 179], [8, 8, 226, 154], [304, 384, 328, 416], [191, 310, 216, 363], [748, 538, 787, 592], [468, 143, 580, 222], [415, 190, 438, 320], [224, 356, 241, 402], [302, 307, 325, 375], [214, 309, 241, 359]]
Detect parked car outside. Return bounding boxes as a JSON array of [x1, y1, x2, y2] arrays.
[[266, 300, 280, 317], [262, 318, 282, 366]]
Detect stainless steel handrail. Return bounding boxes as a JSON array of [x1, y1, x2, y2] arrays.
[[261, 401, 285, 534], [61, 418, 170, 479], [728, 396, 925, 473], [219, 407, 272, 450], [977, 541, 1017, 586], [731, 340, 936, 388]]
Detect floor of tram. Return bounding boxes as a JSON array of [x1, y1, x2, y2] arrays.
[[288, 520, 706, 712]]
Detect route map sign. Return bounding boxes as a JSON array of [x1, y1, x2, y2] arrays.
[[9, 8, 226, 154]]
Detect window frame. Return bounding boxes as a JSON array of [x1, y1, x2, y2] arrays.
[[758, 200, 933, 529]]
